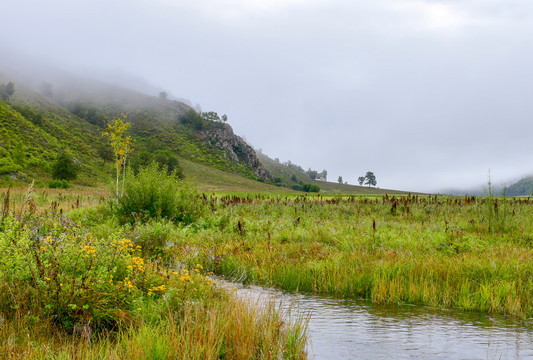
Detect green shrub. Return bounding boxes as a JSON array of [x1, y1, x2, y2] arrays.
[[0, 215, 146, 333], [303, 183, 320, 193], [130, 219, 177, 257], [131, 149, 184, 178], [117, 162, 205, 224], [291, 183, 320, 192], [52, 153, 78, 180], [48, 180, 71, 189]]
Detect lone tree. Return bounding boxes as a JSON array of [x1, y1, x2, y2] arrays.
[[201, 111, 221, 122], [364, 171, 377, 187], [338, 176, 343, 184], [0, 82, 15, 101], [357, 172, 377, 187], [52, 153, 77, 180]]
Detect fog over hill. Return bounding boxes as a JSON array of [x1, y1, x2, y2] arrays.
[[3, 1, 533, 192]]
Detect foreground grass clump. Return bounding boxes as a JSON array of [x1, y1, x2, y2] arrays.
[[0, 288, 307, 359], [0, 189, 308, 359], [169, 193, 533, 318], [117, 162, 206, 224]]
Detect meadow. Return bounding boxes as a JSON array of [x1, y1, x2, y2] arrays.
[[0, 185, 308, 359], [2, 174, 533, 359], [183, 192, 533, 318]]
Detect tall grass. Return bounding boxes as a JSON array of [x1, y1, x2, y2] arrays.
[[168, 193, 533, 318], [0, 293, 307, 359], [0, 186, 308, 359]]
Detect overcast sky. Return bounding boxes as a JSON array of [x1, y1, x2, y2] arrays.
[[2, 0, 533, 192]]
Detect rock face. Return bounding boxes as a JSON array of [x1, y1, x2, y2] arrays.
[[199, 123, 272, 181]]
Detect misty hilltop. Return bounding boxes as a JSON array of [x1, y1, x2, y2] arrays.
[[0, 66, 411, 194], [0, 71, 275, 189]]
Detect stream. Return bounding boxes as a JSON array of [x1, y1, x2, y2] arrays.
[[221, 281, 533, 359]]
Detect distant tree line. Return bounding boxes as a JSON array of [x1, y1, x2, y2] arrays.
[[291, 183, 320, 193]]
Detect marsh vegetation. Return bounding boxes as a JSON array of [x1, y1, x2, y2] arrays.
[[2, 167, 533, 358]]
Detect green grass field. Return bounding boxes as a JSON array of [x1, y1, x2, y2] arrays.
[[2, 169, 532, 359]]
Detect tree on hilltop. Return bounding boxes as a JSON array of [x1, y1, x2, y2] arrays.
[[364, 171, 377, 187], [357, 172, 377, 187]]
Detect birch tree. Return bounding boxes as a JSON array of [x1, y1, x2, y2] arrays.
[[103, 113, 132, 200]]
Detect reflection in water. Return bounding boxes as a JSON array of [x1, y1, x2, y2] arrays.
[[221, 281, 533, 360]]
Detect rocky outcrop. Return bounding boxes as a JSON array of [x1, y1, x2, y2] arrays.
[[199, 123, 273, 181]]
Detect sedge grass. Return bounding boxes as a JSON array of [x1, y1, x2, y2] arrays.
[[166, 194, 533, 318]]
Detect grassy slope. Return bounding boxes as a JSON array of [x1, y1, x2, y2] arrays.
[[179, 158, 296, 193]]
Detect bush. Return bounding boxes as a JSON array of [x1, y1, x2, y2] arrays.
[[117, 162, 205, 224], [132, 150, 184, 178], [303, 183, 320, 193], [52, 153, 77, 180], [291, 183, 320, 192], [0, 215, 145, 333], [13, 105, 44, 125], [48, 180, 71, 189]]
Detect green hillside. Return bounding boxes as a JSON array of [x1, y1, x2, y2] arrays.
[[0, 82, 267, 188], [0, 88, 111, 187], [505, 176, 533, 196], [0, 78, 414, 194], [179, 158, 294, 193]]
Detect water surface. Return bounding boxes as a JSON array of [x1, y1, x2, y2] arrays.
[[224, 282, 533, 359]]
